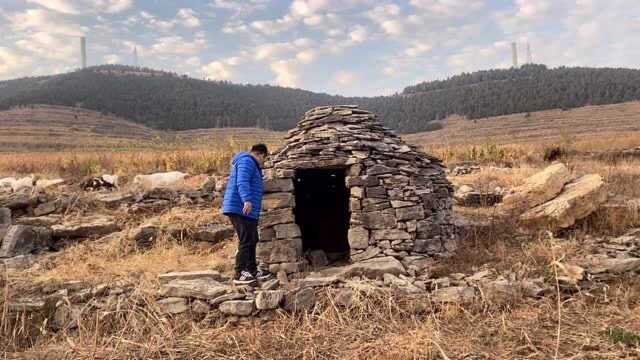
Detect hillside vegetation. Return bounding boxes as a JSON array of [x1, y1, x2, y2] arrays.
[[2, 64, 640, 133]]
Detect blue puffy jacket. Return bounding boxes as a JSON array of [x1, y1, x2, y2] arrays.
[[222, 152, 263, 220]]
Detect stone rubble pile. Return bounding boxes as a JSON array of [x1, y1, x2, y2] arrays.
[[10, 228, 640, 324], [0, 173, 229, 265], [448, 162, 481, 176], [258, 105, 455, 274], [453, 185, 503, 207]]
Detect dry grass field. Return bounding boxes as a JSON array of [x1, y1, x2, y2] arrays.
[[406, 101, 640, 147], [2, 102, 640, 359]]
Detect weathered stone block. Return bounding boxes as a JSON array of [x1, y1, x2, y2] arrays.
[[257, 238, 303, 263], [260, 208, 295, 228], [262, 193, 295, 210], [274, 223, 301, 239], [349, 198, 362, 211], [264, 179, 294, 193], [348, 227, 369, 249], [346, 175, 379, 187], [219, 300, 254, 316], [366, 164, 394, 175], [159, 279, 230, 299], [256, 290, 285, 310], [284, 287, 316, 312], [361, 211, 396, 229], [366, 186, 387, 199], [396, 206, 425, 221], [371, 229, 411, 241], [259, 227, 275, 241], [157, 297, 189, 314], [350, 187, 364, 199], [391, 200, 415, 208], [351, 246, 381, 262]]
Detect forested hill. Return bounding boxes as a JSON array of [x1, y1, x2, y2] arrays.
[[402, 64, 640, 120], [1, 64, 640, 133]]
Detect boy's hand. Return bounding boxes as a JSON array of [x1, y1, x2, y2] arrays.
[[242, 201, 252, 215]]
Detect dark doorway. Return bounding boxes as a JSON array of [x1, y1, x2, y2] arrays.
[[294, 168, 350, 260]]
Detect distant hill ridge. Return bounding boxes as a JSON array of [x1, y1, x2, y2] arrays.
[[1, 64, 640, 133]]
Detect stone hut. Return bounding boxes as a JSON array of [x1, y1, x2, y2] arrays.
[[257, 105, 455, 274]]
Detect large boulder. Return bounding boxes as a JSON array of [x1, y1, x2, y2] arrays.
[[133, 171, 188, 190], [0, 225, 53, 258], [501, 163, 572, 212], [520, 174, 607, 229]]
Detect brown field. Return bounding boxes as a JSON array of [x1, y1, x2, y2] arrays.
[[2, 102, 640, 359], [406, 101, 640, 148]]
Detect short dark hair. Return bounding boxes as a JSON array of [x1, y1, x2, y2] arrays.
[[251, 143, 268, 156]]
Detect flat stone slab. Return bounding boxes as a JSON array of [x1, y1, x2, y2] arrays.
[[520, 174, 607, 229], [158, 270, 229, 284], [159, 278, 232, 300], [501, 163, 572, 212], [300, 256, 407, 287], [52, 216, 120, 239]]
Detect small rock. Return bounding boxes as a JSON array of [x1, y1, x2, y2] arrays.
[[284, 287, 316, 312], [192, 225, 234, 243], [307, 249, 329, 268], [260, 279, 280, 290], [191, 299, 211, 314], [255, 290, 286, 310], [330, 288, 354, 307], [219, 300, 255, 316], [210, 292, 246, 307], [431, 286, 476, 303], [157, 297, 189, 314], [0, 225, 52, 258]]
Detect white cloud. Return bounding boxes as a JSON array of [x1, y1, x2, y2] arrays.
[[103, 54, 121, 64], [409, 0, 484, 18], [0, 47, 32, 78], [296, 49, 316, 64], [405, 42, 433, 57], [177, 8, 202, 28], [349, 25, 368, 43], [25, 0, 132, 14], [209, 0, 269, 17], [149, 35, 206, 56], [290, 0, 330, 18], [138, 9, 203, 32], [250, 15, 297, 35], [334, 70, 358, 85], [202, 60, 233, 80], [270, 59, 300, 87], [6, 8, 87, 36], [15, 32, 77, 61]]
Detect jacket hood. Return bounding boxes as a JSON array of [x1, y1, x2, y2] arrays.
[[232, 152, 261, 169]]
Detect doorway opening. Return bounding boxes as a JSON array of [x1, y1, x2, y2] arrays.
[[294, 168, 350, 262]]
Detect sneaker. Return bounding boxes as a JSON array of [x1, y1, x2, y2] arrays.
[[255, 269, 273, 281], [233, 271, 257, 285]]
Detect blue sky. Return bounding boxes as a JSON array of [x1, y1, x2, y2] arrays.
[[1, 0, 639, 96]]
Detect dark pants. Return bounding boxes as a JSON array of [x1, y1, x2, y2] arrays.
[[228, 214, 259, 274]]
